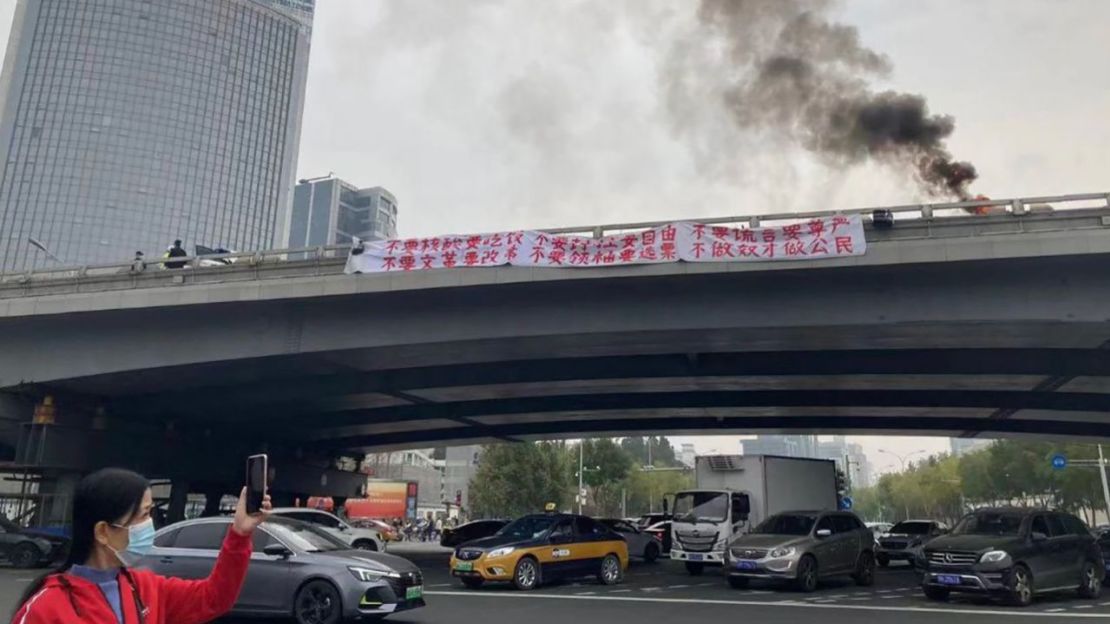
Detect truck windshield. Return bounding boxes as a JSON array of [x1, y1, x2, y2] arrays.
[[753, 514, 816, 536], [951, 512, 1024, 536], [673, 492, 728, 523], [889, 521, 932, 535]]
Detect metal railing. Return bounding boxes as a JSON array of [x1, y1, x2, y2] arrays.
[[2, 191, 1107, 285]]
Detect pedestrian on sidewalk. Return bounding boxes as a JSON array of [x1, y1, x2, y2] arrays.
[[9, 467, 271, 624]]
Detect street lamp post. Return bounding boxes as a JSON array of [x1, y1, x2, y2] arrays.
[[877, 448, 928, 519]]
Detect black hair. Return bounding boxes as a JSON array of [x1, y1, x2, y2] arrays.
[[13, 468, 150, 617]]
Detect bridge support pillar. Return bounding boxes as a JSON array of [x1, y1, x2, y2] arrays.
[[167, 478, 189, 524], [201, 488, 225, 517]]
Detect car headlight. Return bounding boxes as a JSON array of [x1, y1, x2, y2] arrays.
[[349, 566, 400, 582], [980, 550, 1009, 564], [488, 547, 515, 558], [769, 546, 796, 558]]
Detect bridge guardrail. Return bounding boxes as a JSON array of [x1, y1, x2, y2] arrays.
[[2, 191, 1108, 289]]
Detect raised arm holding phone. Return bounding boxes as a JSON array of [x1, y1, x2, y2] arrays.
[[10, 465, 271, 624]]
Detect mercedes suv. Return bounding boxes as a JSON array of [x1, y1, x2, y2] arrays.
[[921, 508, 1103, 606]]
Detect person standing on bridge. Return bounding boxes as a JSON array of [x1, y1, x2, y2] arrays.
[[163, 239, 187, 269], [10, 468, 271, 624]]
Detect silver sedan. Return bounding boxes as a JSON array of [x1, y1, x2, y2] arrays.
[[138, 516, 424, 622]]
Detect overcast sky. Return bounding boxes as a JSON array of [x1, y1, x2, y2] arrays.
[[1, 0, 1106, 474]]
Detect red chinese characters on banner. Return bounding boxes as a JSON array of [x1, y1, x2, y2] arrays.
[[344, 215, 867, 273], [514, 225, 677, 268], [674, 215, 865, 263], [349, 231, 524, 272]]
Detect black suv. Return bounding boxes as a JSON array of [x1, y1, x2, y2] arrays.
[[921, 508, 1103, 606]]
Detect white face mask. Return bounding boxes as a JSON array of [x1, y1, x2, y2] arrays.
[[107, 518, 156, 567]]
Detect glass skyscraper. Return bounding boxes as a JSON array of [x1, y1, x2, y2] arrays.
[[0, 0, 312, 272]]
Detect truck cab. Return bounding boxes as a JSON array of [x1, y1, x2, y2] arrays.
[[670, 454, 838, 575], [670, 489, 751, 574]]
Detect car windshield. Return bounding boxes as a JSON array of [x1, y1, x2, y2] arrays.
[[497, 516, 557, 539], [266, 520, 348, 553], [889, 521, 933, 535], [753, 514, 816, 536], [951, 512, 1024, 536], [673, 492, 728, 523]]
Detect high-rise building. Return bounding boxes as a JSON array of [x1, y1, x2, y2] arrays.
[[0, 0, 312, 272], [950, 437, 992, 457], [289, 175, 398, 248], [679, 443, 696, 468], [741, 435, 818, 458]]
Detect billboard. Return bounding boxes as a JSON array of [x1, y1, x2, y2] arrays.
[[344, 481, 418, 520]]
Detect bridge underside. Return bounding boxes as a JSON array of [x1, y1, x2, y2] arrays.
[[33, 325, 1110, 451], [5, 252, 1110, 454]]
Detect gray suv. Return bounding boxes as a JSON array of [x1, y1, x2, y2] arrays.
[[725, 511, 876, 592]]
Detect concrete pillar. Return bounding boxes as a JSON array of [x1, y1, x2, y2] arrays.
[[201, 488, 224, 517], [36, 472, 80, 528], [167, 479, 189, 524]]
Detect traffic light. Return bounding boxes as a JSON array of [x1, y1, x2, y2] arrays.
[[835, 468, 849, 496]]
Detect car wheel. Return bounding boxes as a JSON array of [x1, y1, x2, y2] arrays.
[[513, 557, 541, 591], [598, 554, 623, 585], [643, 542, 659, 564], [10, 543, 40, 569], [728, 576, 750, 590], [461, 577, 484, 590], [923, 586, 950, 601], [353, 539, 379, 552], [1007, 565, 1034, 607], [1078, 560, 1103, 599], [876, 554, 889, 568], [294, 580, 342, 624], [685, 562, 704, 576], [853, 552, 876, 586], [795, 555, 818, 592]]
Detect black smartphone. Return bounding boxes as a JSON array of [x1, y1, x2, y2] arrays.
[[246, 454, 268, 514]]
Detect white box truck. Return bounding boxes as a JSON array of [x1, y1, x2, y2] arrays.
[[670, 454, 838, 574]]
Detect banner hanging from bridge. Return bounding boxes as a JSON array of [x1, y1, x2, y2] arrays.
[[344, 214, 866, 274]]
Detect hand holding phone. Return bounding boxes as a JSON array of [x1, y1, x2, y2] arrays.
[[246, 454, 267, 514]]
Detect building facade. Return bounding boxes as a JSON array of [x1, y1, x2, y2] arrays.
[[0, 0, 312, 272], [950, 437, 992, 457], [742, 435, 873, 489], [740, 435, 819, 459], [288, 175, 398, 248]]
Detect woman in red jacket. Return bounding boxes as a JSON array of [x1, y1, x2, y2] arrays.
[[10, 467, 270, 624]]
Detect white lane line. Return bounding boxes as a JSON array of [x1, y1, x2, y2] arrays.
[[641, 587, 663, 592], [428, 583, 453, 588], [880, 596, 902, 600], [1077, 606, 1095, 610], [610, 589, 632, 594], [696, 582, 716, 587], [669, 585, 690, 589], [1101, 601, 1110, 606], [575, 591, 597, 596], [1044, 609, 1066, 613], [423, 590, 1110, 618]]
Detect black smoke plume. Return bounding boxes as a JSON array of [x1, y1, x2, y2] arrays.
[[670, 0, 977, 199]]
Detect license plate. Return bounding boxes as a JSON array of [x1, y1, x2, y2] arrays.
[[736, 560, 757, 570], [455, 561, 474, 572], [937, 574, 961, 586], [688, 554, 703, 561], [405, 585, 423, 600]]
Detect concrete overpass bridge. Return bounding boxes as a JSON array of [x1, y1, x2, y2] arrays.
[[1, 192, 1110, 506]]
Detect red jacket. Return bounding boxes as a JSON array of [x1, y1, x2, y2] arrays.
[[11, 527, 251, 624]]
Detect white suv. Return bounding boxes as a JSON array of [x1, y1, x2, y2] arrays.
[[270, 508, 385, 552]]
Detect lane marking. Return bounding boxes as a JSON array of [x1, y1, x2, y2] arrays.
[[423, 590, 1110, 618], [610, 589, 631, 593], [575, 591, 597, 596], [669, 584, 690, 589], [429, 583, 453, 588]]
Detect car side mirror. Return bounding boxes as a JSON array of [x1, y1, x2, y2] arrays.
[[263, 543, 293, 558], [816, 529, 832, 538], [1031, 532, 1048, 543]]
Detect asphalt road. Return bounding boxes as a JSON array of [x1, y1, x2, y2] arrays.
[[3, 546, 1110, 622]]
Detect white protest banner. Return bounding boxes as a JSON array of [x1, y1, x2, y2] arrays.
[[677, 214, 866, 263], [344, 215, 866, 273]]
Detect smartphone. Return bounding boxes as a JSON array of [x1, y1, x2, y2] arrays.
[[246, 454, 268, 514]]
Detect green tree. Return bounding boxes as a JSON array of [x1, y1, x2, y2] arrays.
[[619, 436, 681, 468], [579, 439, 634, 516], [469, 442, 572, 518], [623, 468, 694, 517]]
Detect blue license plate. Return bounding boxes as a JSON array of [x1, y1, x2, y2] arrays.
[[688, 554, 703, 561], [736, 560, 757, 570], [937, 574, 962, 586]]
